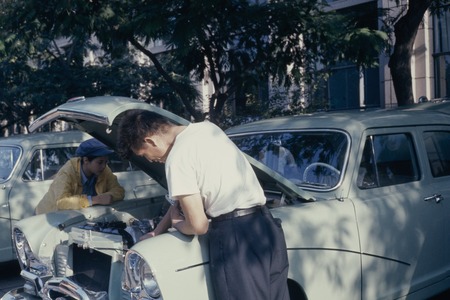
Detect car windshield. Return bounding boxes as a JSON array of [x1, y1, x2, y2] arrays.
[[0, 146, 21, 182], [230, 130, 349, 189]]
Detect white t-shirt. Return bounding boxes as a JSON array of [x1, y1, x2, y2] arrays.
[[165, 121, 266, 217]]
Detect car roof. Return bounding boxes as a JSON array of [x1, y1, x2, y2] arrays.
[[225, 101, 450, 136], [0, 131, 89, 146]]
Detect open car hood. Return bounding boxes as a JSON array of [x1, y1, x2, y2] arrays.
[[30, 96, 314, 201]]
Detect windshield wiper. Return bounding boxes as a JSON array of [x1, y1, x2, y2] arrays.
[[300, 181, 330, 188]]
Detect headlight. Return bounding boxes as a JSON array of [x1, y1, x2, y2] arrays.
[[13, 228, 52, 277], [122, 250, 162, 300]]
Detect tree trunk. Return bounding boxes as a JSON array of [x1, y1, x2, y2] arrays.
[[388, 0, 432, 106]]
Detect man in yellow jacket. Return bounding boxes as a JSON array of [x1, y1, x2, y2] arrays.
[[35, 138, 125, 214]]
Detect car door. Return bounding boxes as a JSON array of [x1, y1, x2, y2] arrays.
[[0, 145, 22, 262], [9, 145, 79, 223], [420, 127, 450, 285], [349, 128, 445, 299], [0, 143, 79, 262]]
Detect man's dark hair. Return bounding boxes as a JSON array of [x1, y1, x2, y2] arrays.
[[117, 110, 173, 159]]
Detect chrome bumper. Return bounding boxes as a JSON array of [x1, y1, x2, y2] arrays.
[[4, 271, 108, 300], [19, 270, 49, 298], [1, 287, 39, 300]]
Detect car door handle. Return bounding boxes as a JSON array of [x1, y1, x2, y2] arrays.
[[424, 194, 443, 203]]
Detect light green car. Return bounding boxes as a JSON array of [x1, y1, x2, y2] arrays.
[[0, 130, 164, 263], [3, 96, 450, 300]]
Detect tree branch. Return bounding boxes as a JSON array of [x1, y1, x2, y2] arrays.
[[128, 37, 202, 121]]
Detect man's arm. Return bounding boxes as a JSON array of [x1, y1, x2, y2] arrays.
[[139, 207, 172, 240], [172, 193, 209, 235], [140, 193, 208, 240]]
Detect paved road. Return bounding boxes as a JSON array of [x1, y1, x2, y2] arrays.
[[0, 261, 23, 298], [1, 259, 450, 299]]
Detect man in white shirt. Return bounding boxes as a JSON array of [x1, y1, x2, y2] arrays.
[[117, 110, 290, 300]]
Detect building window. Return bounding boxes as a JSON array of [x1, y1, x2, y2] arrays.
[[327, 65, 380, 110], [325, 1, 380, 110], [434, 5, 450, 98], [434, 55, 450, 98]]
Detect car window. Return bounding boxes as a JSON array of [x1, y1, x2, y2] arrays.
[[22, 147, 78, 181], [22, 148, 142, 182], [357, 133, 419, 189], [0, 146, 21, 182], [423, 131, 450, 177], [108, 152, 141, 172], [230, 131, 348, 189]]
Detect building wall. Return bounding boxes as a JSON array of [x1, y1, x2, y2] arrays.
[[432, 3, 450, 99], [328, 0, 437, 109], [412, 10, 434, 103]]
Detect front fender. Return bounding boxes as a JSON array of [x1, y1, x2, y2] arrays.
[[14, 206, 131, 263], [130, 231, 214, 300], [14, 210, 86, 262]]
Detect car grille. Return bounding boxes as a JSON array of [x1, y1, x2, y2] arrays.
[[43, 247, 112, 300], [72, 247, 111, 291]]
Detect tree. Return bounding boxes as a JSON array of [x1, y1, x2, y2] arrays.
[[0, 46, 160, 133], [121, 0, 386, 122], [0, 1, 196, 132], [1, 0, 387, 126], [386, 0, 434, 106]]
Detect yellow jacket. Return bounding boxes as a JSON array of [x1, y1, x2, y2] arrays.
[[35, 157, 125, 214]]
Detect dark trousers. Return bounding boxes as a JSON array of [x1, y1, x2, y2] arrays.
[[209, 206, 290, 300]]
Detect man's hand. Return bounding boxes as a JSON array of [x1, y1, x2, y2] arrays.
[[139, 231, 156, 241], [92, 194, 113, 205]]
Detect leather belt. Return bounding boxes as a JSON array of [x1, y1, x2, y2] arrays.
[[210, 206, 262, 222]]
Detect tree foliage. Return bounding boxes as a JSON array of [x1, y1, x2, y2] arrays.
[[0, 0, 387, 129], [0, 0, 197, 132]]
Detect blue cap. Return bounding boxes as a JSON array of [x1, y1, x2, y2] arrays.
[[76, 138, 114, 157]]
